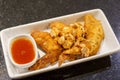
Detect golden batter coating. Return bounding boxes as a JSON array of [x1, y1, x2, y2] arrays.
[[84, 14, 104, 56], [29, 31, 62, 70], [31, 30, 62, 54], [28, 14, 104, 70], [58, 14, 104, 65]]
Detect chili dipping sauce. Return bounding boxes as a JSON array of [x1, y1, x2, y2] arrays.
[[10, 37, 35, 64]]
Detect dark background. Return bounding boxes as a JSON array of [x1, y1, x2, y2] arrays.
[[0, 0, 120, 80]]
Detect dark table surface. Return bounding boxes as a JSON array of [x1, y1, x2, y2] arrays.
[[0, 0, 120, 80]]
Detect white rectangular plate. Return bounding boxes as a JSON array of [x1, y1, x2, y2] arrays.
[[0, 9, 120, 79]]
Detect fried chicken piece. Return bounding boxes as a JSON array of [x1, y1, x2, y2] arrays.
[[29, 52, 60, 70], [29, 30, 63, 70], [62, 14, 104, 57], [58, 14, 104, 65], [50, 22, 85, 49], [84, 14, 104, 56], [70, 22, 85, 39], [58, 53, 77, 66], [50, 22, 75, 49], [31, 30, 62, 54], [29, 14, 104, 69], [49, 22, 85, 65], [58, 40, 91, 66], [50, 22, 65, 37]]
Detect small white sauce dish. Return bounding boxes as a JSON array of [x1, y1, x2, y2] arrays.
[[8, 34, 38, 68]]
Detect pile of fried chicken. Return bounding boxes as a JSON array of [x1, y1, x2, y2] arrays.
[[28, 14, 104, 70]]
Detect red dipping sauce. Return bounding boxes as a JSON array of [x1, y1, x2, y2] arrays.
[[11, 37, 35, 64]]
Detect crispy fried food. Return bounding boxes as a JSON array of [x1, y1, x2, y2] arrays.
[[70, 22, 85, 39], [84, 14, 104, 56], [58, 46, 80, 66], [50, 22, 85, 49], [50, 22, 75, 49], [57, 22, 86, 66], [50, 22, 65, 37], [29, 14, 104, 70], [31, 30, 62, 54], [62, 14, 104, 56], [58, 40, 90, 66], [29, 52, 60, 70], [58, 14, 104, 65], [29, 30, 63, 70], [58, 53, 77, 66]]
